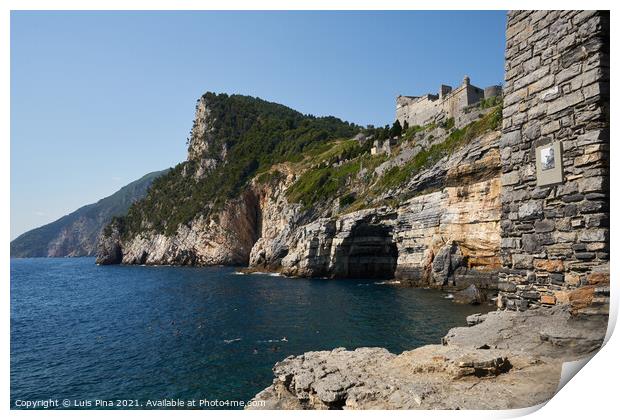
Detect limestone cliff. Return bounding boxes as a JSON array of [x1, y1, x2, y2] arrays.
[[106, 189, 261, 266], [251, 130, 502, 290], [96, 93, 353, 264], [96, 93, 503, 294]]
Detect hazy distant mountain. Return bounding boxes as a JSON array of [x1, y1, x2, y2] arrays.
[[10, 170, 169, 258]]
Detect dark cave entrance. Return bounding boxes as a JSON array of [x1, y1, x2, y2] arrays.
[[335, 222, 398, 279]]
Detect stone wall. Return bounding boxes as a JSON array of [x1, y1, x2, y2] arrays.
[[499, 11, 610, 312]]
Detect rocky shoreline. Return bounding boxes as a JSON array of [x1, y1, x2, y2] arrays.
[[248, 305, 607, 410]]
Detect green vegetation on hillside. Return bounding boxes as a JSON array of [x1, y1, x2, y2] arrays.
[[479, 95, 502, 110], [375, 106, 502, 192], [286, 152, 386, 209], [402, 122, 436, 141], [284, 105, 502, 213]]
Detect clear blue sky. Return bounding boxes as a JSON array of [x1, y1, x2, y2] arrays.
[[10, 10, 506, 239]]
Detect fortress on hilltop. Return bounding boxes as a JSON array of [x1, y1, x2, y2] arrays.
[[396, 76, 502, 128]]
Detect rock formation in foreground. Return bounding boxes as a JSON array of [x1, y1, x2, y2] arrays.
[[11, 170, 167, 258], [248, 304, 608, 409]]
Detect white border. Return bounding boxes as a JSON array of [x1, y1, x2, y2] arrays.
[[3, 1, 617, 419]]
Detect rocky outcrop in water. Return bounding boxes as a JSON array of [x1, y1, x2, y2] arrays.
[[249, 305, 607, 410], [109, 189, 261, 266], [95, 221, 123, 265]]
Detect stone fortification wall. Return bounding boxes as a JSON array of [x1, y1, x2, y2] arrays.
[[396, 77, 489, 129]]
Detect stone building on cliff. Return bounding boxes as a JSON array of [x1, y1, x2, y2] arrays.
[[396, 76, 502, 128]]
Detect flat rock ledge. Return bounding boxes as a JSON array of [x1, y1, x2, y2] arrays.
[[248, 306, 607, 410]]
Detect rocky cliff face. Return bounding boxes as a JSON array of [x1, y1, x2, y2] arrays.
[[100, 188, 261, 266], [249, 130, 502, 292], [97, 93, 503, 294]]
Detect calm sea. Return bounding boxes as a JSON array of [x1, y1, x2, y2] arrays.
[[11, 257, 486, 409]]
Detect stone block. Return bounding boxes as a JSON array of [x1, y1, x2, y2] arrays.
[[572, 10, 599, 25], [571, 243, 587, 252], [522, 234, 541, 253], [553, 218, 571, 231], [541, 120, 561, 135], [504, 88, 527, 107], [501, 171, 521, 187], [556, 63, 582, 84], [547, 90, 585, 115], [579, 229, 608, 243], [554, 231, 577, 243], [579, 200, 606, 214], [578, 176, 605, 193], [575, 152, 605, 167], [570, 218, 584, 228], [512, 253, 534, 269], [574, 252, 596, 260], [518, 201, 543, 219], [522, 123, 541, 140], [586, 242, 608, 252], [576, 130, 605, 145], [556, 181, 579, 197], [533, 259, 564, 272], [564, 204, 578, 217], [500, 130, 522, 148], [547, 243, 573, 258], [540, 85, 560, 102], [501, 237, 521, 249], [498, 281, 518, 292], [549, 273, 565, 285], [534, 219, 555, 233], [554, 290, 571, 304], [540, 295, 557, 305], [585, 215, 608, 228], [569, 286, 595, 314], [565, 272, 581, 286], [527, 74, 555, 95], [587, 272, 609, 285], [562, 194, 584, 203], [521, 290, 540, 300]]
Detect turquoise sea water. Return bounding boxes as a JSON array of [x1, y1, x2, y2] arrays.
[[11, 257, 487, 409]]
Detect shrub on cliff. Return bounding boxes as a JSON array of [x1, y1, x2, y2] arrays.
[[389, 120, 403, 138], [376, 106, 502, 192]]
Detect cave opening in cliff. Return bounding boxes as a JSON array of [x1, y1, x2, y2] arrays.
[[336, 223, 398, 279]]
